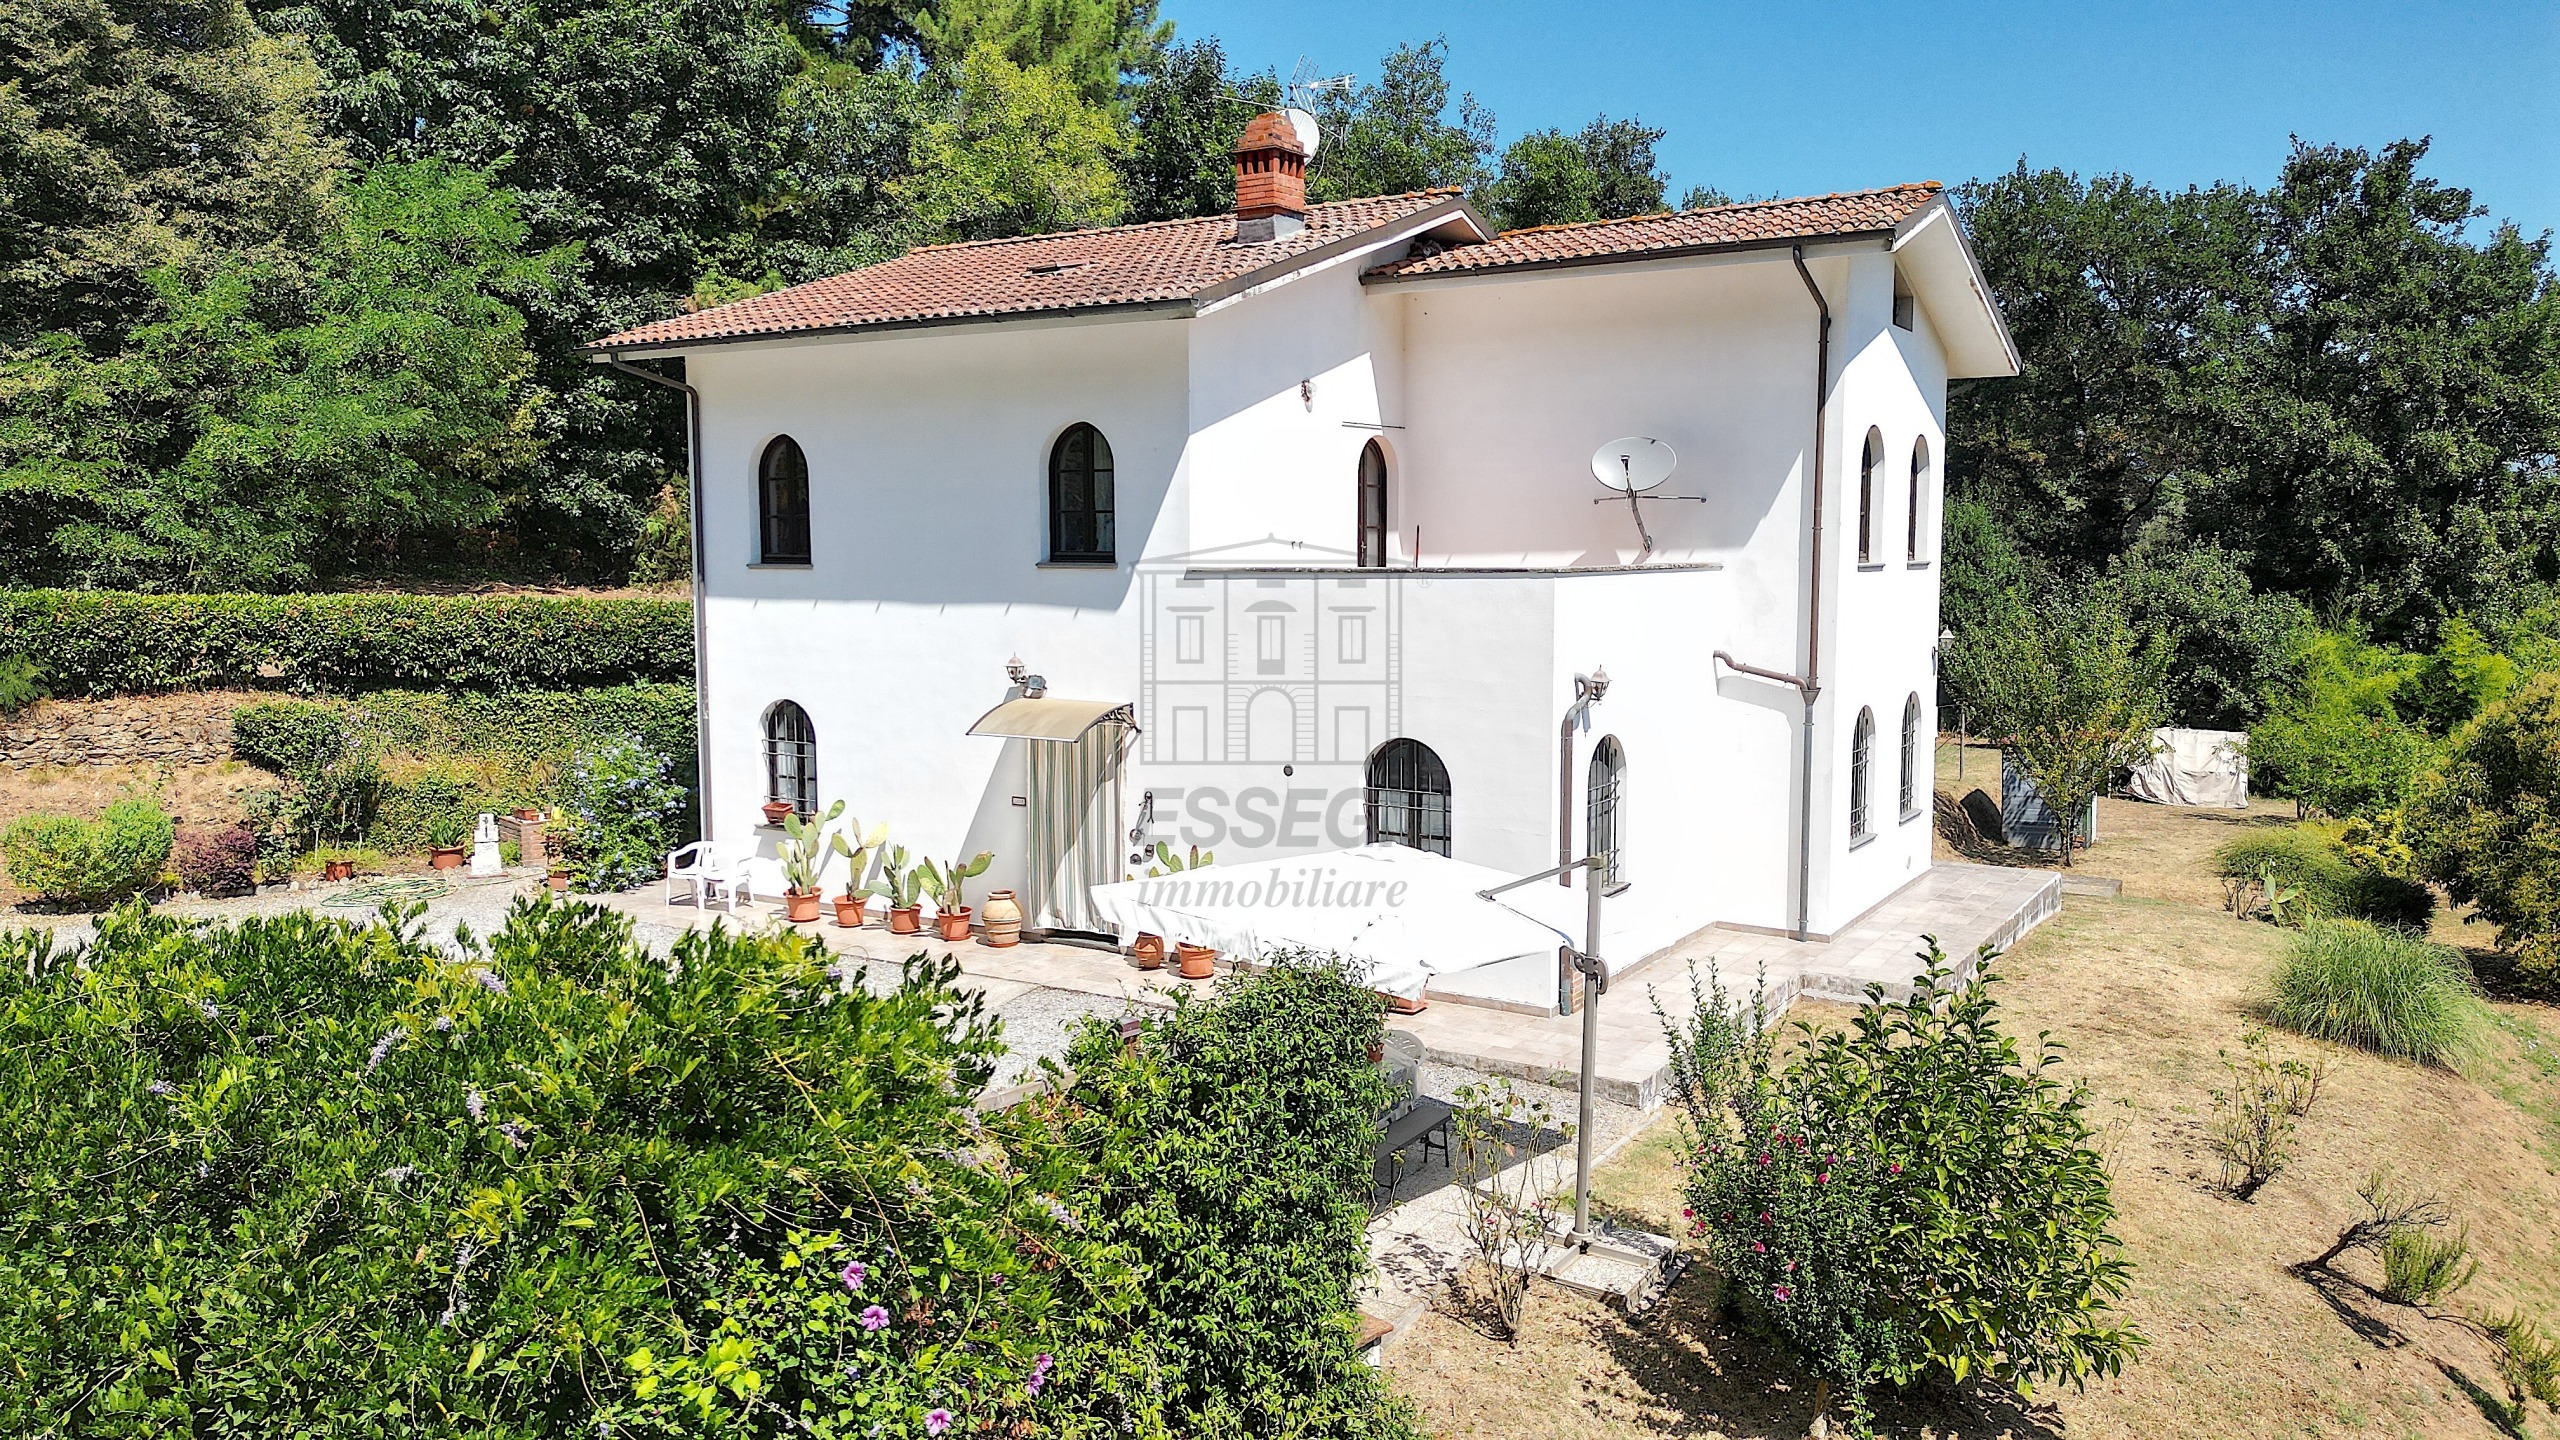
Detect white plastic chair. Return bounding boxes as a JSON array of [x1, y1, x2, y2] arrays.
[[666, 838, 759, 913]]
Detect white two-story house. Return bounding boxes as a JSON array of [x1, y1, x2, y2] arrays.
[[588, 110, 2019, 971]]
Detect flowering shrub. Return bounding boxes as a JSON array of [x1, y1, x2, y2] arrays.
[[557, 733, 690, 891], [0, 796, 173, 906], [1659, 946, 2143, 1434], [0, 900, 1127, 1437], [173, 823, 259, 895]]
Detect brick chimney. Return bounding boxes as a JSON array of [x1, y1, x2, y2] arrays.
[[1233, 111, 1308, 243]]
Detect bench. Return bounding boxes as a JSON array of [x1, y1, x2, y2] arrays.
[[1372, 1096, 1454, 1203]]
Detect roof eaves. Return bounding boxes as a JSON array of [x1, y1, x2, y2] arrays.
[[1892, 195, 2021, 375], [580, 297, 1198, 356], [1192, 194, 1481, 309], [1361, 226, 1900, 286]]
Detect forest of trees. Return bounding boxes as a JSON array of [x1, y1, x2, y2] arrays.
[[3, 0, 2555, 667]]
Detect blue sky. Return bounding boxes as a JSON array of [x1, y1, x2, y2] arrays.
[[1161, 0, 2560, 239]]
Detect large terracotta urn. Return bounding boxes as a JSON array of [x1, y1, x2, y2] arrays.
[[981, 889, 1023, 947]]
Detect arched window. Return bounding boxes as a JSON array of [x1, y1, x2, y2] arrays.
[[1356, 439, 1389, 568], [1900, 693, 1923, 819], [1366, 738, 1451, 856], [763, 700, 816, 817], [1907, 437, 1930, 563], [1048, 423, 1115, 563], [1849, 706, 1875, 842], [759, 436, 811, 565], [1588, 735, 1627, 892], [1857, 429, 1883, 565]]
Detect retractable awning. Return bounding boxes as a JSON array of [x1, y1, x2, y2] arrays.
[[965, 697, 1136, 743]]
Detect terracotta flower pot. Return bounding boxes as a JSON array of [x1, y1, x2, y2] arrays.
[[936, 907, 973, 942], [547, 867, 571, 892], [1130, 933, 1166, 970], [784, 887, 821, 923], [761, 801, 795, 826], [430, 846, 464, 870], [1367, 1037, 1385, 1066], [832, 893, 868, 928], [514, 807, 543, 822], [323, 859, 355, 883], [888, 905, 923, 935], [1176, 942, 1218, 980], [980, 889, 1022, 947]]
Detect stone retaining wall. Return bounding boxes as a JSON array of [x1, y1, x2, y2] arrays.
[[0, 691, 251, 770]]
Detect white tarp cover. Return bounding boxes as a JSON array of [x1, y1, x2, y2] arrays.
[[2125, 727, 2250, 808], [1086, 844, 1576, 1001]]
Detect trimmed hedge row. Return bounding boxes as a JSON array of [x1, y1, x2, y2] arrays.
[[0, 589, 692, 696], [2213, 824, 2436, 930]]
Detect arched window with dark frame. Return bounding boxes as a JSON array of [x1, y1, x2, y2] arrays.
[[1366, 738, 1451, 856], [759, 436, 811, 565], [1850, 706, 1875, 841], [1900, 693, 1923, 819], [1908, 436, 1930, 563], [763, 700, 817, 817], [1356, 439, 1389, 567], [1588, 735, 1627, 892], [1048, 423, 1115, 563], [1858, 429, 1883, 565]]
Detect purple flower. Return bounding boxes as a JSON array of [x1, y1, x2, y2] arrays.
[[466, 1087, 486, 1120], [200, 1001, 221, 1020], [925, 1410, 952, 1436], [840, 1260, 867, 1293], [1025, 1353, 1054, 1398], [499, 1122, 528, 1150], [367, 1026, 407, 1072], [432, 1015, 455, 1033], [473, 969, 507, 996], [146, 1080, 174, 1097], [859, 1305, 890, 1331]]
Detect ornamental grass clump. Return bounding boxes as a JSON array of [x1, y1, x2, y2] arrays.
[[2268, 919, 2482, 1067], [1657, 947, 2143, 1436]]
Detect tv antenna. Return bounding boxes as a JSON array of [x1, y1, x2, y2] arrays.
[[1588, 437, 1701, 562]]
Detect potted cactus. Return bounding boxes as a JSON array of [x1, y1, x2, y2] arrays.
[[871, 845, 926, 934], [1135, 842, 1213, 968], [832, 818, 889, 927], [920, 850, 994, 942], [777, 800, 844, 924]]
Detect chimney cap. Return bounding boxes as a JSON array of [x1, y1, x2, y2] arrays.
[[1236, 111, 1308, 157]]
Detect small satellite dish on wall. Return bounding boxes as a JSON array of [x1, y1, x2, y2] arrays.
[[1284, 107, 1322, 158], [1590, 436, 1676, 495]]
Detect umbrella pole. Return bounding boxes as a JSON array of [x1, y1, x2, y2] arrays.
[[1572, 853, 1602, 1240]]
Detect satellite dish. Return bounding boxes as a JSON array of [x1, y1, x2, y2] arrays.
[[1590, 437, 1676, 495], [1284, 106, 1321, 159]]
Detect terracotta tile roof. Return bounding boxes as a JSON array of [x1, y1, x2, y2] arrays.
[[1367, 183, 1944, 281], [590, 190, 1462, 351]]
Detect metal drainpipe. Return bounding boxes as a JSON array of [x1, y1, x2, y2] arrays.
[[1788, 244, 1832, 944], [599, 353, 714, 842]]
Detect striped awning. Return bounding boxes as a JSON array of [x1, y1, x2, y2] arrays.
[[965, 697, 1136, 743]]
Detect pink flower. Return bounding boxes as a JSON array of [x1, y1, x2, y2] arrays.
[[1818, 1172, 1831, 1185], [1757, 1152, 1771, 1166], [1785, 1260, 1797, 1273], [1758, 1211, 1771, 1225], [1772, 1285, 1792, 1302], [1681, 1207, 1693, 1219], [840, 1260, 866, 1293], [1890, 1162, 1903, 1175], [1751, 1241, 1765, 1252], [859, 1305, 890, 1331], [926, 1409, 952, 1435]]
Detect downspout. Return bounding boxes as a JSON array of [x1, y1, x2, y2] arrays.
[[1787, 244, 1832, 943], [598, 352, 714, 842]]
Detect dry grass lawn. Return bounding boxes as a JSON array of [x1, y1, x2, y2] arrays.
[[1390, 743, 2560, 1439]]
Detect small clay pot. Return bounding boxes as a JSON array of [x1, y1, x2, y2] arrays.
[[1130, 933, 1166, 970], [1367, 1037, 1386, 1066], [980, 889, 1022, 947], [514, 807, 543, 822], [936, 907, 973, 942], [547, 867, 571, 892], [832, 894, 868, 928], [1176, 942, 1217, 980], [888, 905, 923, 935], [761, 801, 795, 826], [430, 847, 464, 870], [784, 887, 821, 924], [323, 859, 355, 883]]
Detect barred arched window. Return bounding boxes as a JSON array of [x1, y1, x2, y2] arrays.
[[763, 700, 816, 817], [1908, 436, 1930, 563], [759, 436, 811, 565], [1356, 439, 1389, 568], [1366, 738, 1451, 856], [1850, 706, 1875, 842], [1588, 735, 1627, 891], [1900, 693, 1923, 819], [1858, 429, 1883, 565], [1048, 423, 1115, 563]]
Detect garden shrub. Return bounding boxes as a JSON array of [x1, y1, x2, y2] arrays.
[[172, 824, 259, 896], [0, 652, 44, 715], [1658, 949, 2142, 1433], [556, 734, 690, 891], [2268, 920, 2482, 1067], [2095, 542, 2309, 731], [0, 798, 174, 906], [2248, 628, 2435, 819], [0, 901, 1136, 1438], [0, 588, 693, 696], [232, 700, 380, 850], [1063, 949, 1419, 1439], [2405, 671, 2560, 989], [2379, 1224, 2476, 1305], [2212, 825, 2434, 929]]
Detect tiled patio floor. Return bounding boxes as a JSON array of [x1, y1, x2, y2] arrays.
[[594, 860, 2058, 1110]]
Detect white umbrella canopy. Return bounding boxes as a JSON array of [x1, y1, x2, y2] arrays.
[[1087, 844, 1575, 1000]]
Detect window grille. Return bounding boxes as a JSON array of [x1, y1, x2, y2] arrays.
[[1365, 738, 1451, 856], [764, 700, 817, 815]]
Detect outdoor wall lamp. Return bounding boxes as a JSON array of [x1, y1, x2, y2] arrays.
[[1005, 654, 1046, 698]]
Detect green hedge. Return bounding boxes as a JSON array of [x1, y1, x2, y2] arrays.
[[0, 589, 692, 696], [2213, 824, 2436, 930]]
